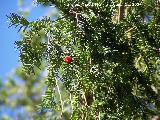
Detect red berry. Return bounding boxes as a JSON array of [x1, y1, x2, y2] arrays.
[[64, 56, 72, 63]]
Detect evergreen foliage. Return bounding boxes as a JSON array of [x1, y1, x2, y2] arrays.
[[8, 0, 160, 119]]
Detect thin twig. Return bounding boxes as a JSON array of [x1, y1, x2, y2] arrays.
[[124, 26, 137, 34], [70, 93, 73, 113], [98, 111, 101, 120], [55, 78, 64, 116], [82, 90, 88, 106]]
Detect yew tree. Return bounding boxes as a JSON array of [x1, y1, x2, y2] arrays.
[[8, 0, 160, 119]]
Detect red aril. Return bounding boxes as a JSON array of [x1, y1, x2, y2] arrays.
[[64, 56, 72, 63]]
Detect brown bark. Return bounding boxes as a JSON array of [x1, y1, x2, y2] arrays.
[[118, 4, 125, 23]]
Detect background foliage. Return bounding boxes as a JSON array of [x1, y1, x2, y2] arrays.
[[0, 66, 45, 120], [7, 0, 160, 119]]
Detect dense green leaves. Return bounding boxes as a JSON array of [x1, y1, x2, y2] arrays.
[[8, 0, 160, 119]]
